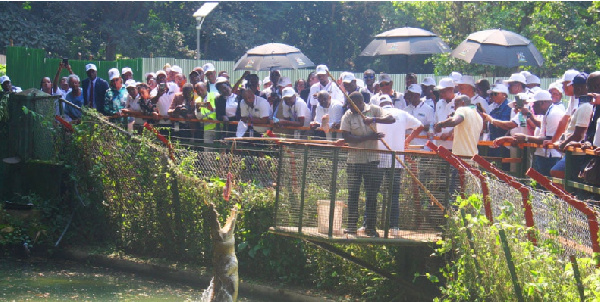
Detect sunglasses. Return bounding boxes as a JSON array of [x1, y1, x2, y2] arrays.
[[364, 75, 375, 79], [491, 92, 501, 96], [380, 82, 391, 87]]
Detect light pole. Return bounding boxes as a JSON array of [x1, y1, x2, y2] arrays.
[[193, 2, 219, 60]]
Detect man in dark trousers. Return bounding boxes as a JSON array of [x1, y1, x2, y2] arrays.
[[81, 63, 109, 114]]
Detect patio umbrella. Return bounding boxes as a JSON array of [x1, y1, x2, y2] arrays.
[[359, 27, 450, 56], [233, 43, 315, 71], [451, 29, 544, 67]]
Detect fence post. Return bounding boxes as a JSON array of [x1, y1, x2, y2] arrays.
[[328, 147, 340, 238], [498, 228, 525, 302], [570, 255, 585, 302], [383, 152, 395, 239], [298, 144, 309, 233], [273, 144, 284, 228]]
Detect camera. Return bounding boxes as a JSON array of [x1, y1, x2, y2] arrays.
[[579, 95, 593, 103], [62, 58, 69, 66], [159, 83, 166, 90]]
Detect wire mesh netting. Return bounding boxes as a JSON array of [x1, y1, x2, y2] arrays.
[[274, 143, 462, 242]]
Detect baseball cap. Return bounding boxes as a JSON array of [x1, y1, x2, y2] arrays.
[[548, 81, 563, 93], [378, 94, 392, 104], [125, 79, 137, 88], [262, 76, 271, 85], [488, 84, 509, 95], [504, 73, 527, 85], [156, 70, 167, 77], [342, 73, 356, 83], [282, 87, 295, 98], [108, 68, 120, 81], [189, 70, 199, 77], [202, 63, 216, 73], [0, 76, 10, 84], [215, 77, 228, 85], [520, 70, 532, 78], [316, 65, 329, 75], [421, 77, 436, 87], [436, 77, 455, 90], [121, 67, 133, 75], [526, 74, 540, 85], [145, 72, 156, 80], [278, 77, 292, 87], [457, 75, 475, 87], [407, 84, 422, 94], [85, 63, 97, 72], [561, 69, 580, 83], [379, 74, 392, 84], [533, 90, 552, 102], [572, 72, 588, 85], [170, 65, 182, 74], [450, 71, 462, 83]]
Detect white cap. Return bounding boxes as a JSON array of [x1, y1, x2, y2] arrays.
[[125, 79, 137, 88], [504, 73, 527, 84], [202, 63, 216, 73], [421, 77, 436, 87], [121, 67, 133, 75], [548, 81, 563, 93], [108, 68, 120, 81], [436, 77, 455, 90], [561, 69, 580, 83], [170, 65, 182, 74], [278, 76, 292, 87], [342, 73, 356, 83], [488, 84, 509, 95], [520, 70, 532, 78], [316, 65, 329, 75], [457, 75, 475, 87], [526, 74, 540, 85], [85, 63, 97, 72], [0, 75, 10, 84], [533, 90, 552, 102], [216, 77, 228, 85], [450, 71, 462, 83], [156, 70, 167, 77], [407, 84, 422, 94], [145, 72, 156, 79], [282, 87, 296, 98], [379, 94, 392, 104], [262, 76, 271, 85]]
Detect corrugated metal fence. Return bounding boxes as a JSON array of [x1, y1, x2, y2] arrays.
[[7, 46, 560, 92]]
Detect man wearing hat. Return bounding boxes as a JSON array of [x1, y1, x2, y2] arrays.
[[151, 70, 179, 122], [202, 63, 218, 94], [262, 77, 272, 91], [82, 63, 109, 113], [481, 83, 512, 169], [421, 77, 437, 109], [342, 73, 371, 105], [145, 72, 157, 91], [121, 67, 133, 82], [505, 73, 528, 96], [104, 68, 128, 122], [404, 84, 434, 148], [340, 91, 395, 237], [434, 77, 457, 150], [434, 95, 483, 157], [370, 74, 406, 110], [547, 69, 581, 149], [275, 87, 310, 129], [307, 65, 343, 119], [458, 75, 488, 114], [526, 74, 541, 90]]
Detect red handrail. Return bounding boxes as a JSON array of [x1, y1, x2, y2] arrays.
[[143, 122, 175, 161]]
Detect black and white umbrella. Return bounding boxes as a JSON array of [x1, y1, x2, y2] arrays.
[[233, 43, 315, 71], [451, 29, 544, 67], [360, 27, 450, 56]]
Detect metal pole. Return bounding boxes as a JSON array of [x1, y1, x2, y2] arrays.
[[196, 17, 205, 60]]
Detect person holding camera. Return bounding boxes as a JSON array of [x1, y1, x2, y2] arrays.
[[103, 68, 128, 124]]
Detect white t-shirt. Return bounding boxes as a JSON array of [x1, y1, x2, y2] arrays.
[[377, 106, 422, 168], [509, 111, 528, 136], [566, 101, 593, 136], [126, 95, 141, 112], [435, 99, 455, 149], [471, 94, 489, 114], [405, 101, 434, 146], [281, 99, 310, 127], [151, 82, 179, 117], [224, 94, 238, 118], [370, 91, 406, 110], [314, 100, 344, 126], [535, 104, 565, 158], [240, 95, 270, 133], [307, 81, 344, 107]]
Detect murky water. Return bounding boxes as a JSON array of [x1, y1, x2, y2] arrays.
[[0, 258, 259, 301]]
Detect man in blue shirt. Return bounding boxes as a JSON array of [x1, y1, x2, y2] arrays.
[[483, 83, 512, 170]]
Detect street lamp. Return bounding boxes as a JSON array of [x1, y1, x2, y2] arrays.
[[193, 2, 219, 60]]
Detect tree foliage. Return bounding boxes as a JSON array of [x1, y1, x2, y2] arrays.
[[1, 1, 599, 76]]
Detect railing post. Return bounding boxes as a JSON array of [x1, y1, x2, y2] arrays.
[[564, 149, 573, 193], [498, 228, 525, 302], [298, 144, 309, 233], [383, 151, 395, 239], [273, 144, 284, 228], [328, 147, 340, 238]]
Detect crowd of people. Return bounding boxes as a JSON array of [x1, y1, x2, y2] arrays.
[[3, 60, 600, 236]]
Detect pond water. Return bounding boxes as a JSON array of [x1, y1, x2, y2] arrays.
[[0, 258, 260, 301]]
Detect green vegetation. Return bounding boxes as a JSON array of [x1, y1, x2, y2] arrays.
[[431, 194, 600, 301]]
